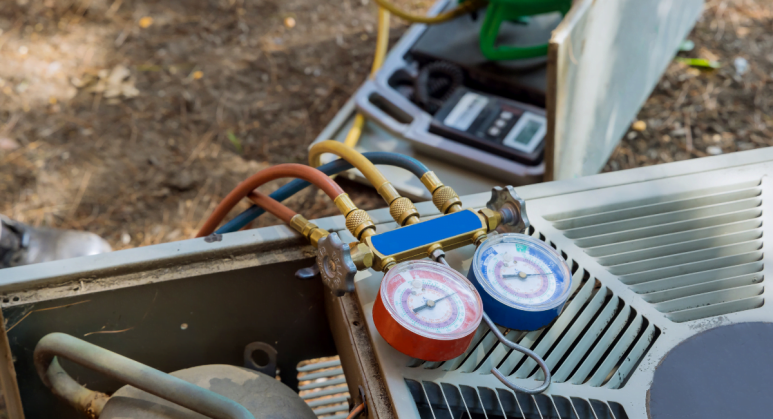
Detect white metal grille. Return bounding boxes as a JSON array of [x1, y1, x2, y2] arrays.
[[406, 229, 659, 391], [406, 379, 629, 419], [546, 180, 764, 322]]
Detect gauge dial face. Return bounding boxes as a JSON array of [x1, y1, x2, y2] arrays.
[[473, 234, 571, 311], [380, 261, 483, 340]]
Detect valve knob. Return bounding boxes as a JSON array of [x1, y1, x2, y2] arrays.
[[316, 232, 357, 296], [487, 186, 529, 234]]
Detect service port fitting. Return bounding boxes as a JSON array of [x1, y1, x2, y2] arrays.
[[335, 194, 377, 240], [349, 242, 374, 270], [478, 208, 503, 232], [378, 183, 420, 226], [421, 171, 462, 214], [290, 214, 330, 248]]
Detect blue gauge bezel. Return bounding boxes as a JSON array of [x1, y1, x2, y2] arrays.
[[468, 233, 573, 330]]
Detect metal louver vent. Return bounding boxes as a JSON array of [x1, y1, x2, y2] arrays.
[[405, 379, 629, 419], [546, 180, 765, 323], [407, 229, 660, 392]]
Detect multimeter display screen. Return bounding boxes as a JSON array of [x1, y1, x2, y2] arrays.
[[430, 87, 546, 165], [514, 119, 542, 145]]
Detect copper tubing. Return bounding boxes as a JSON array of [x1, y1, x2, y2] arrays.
[[246, 191, 296, 225], [197, 164, 344, 237], [346, 403, 365, 419]]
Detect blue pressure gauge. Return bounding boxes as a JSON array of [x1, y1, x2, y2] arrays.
[[468, 233, 572, 331]]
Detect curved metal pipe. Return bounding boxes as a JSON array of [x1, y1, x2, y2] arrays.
[[481, 313, 551, 394], [46, 357, 109, 418], [435, 254, 551, 394], [34, 333, 255, 419]]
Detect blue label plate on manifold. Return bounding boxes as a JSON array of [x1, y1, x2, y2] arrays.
[[369, 210, 483, 256]]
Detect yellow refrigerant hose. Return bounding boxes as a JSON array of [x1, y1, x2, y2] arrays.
[[373, 0, 485, 24], [344, 1, 482, 147], [344, 7, 391, 148], [309, 140, 421, 226]]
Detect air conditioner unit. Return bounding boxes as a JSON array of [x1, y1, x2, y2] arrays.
[[2, 149, 771, 419], [330, 148, 773, 419]]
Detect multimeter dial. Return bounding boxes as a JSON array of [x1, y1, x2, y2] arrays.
[[468, 233, 572, 331], [373, 261, 483, 361]]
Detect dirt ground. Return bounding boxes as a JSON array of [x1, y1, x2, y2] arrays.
[[0, 0, 771, 250]]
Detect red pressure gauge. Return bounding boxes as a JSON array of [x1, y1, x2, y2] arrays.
[[373, 261, 483, 361]]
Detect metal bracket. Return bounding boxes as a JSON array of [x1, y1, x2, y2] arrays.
[[486, 185, 529, 234], [295, 264, 320, 281], [317, 233, 357, 296], [243, 342, 278, 377], [358, 385, 368, 416]]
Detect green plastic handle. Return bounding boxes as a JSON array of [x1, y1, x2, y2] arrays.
[[479, 0, 572, 61]]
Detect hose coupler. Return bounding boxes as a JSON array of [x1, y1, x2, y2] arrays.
[[421, 171, 462, 214], [378, 183, 420, 226], [289, 214, 330, 248], [335, 194, 377, 241]]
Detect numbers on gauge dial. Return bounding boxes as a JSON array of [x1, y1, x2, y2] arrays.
[[387, 270, 467, 335], [481, 243, 558, 305]]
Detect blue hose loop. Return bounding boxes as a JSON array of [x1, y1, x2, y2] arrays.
[[216, 152, 430, 234]]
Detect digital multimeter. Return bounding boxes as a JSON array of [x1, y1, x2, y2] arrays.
[[430, 87, 547, 165]]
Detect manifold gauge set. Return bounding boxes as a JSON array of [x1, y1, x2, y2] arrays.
[[316, 185, 571, 392]]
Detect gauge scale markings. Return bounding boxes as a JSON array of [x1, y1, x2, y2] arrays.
[[480, 245, 561, 306], [393, 278, 465, 334]]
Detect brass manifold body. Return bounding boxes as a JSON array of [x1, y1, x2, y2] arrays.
[[363, 207, 503, 272], [299, 182, 526, 297], [296, 206, 504, 273]]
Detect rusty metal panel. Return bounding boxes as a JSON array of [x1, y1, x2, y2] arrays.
[[1, 239, 337, 418]]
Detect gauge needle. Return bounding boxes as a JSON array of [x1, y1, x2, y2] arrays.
[[413, 293, 456, 313], [503, 272, 553, 279]]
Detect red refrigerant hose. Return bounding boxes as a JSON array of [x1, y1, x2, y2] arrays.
[[246, 191, 296, 224], [197, 164, 344, 237]]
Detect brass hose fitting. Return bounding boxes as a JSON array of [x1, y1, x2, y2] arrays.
[[378, 183, 420, 226], [421, 171, 462, 214], [334, 194, 377, 240], [290, 214, 330, 248]]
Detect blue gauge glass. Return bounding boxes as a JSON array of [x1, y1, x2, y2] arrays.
[[468, 233, 572, 331]]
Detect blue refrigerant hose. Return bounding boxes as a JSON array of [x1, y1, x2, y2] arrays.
[[216, 152, 431, 234]]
